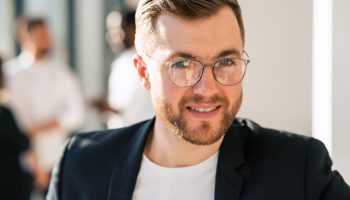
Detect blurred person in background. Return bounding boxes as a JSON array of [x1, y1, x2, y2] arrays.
[[93, 10, 153, 128], [0, 56, 32, 200], [3, 17, 85, 195]]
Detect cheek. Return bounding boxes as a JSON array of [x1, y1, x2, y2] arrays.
[[148, 68, 172, 102], [148, 69, 186, 109], [226, 84, 243, 106], [154, 84, 181, 107]]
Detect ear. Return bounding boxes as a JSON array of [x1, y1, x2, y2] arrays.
[[133, 54, 151, 90]]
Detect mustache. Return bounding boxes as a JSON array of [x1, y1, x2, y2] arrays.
[[180, 95, 228, 106]]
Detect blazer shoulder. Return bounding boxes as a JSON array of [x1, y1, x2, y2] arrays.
[[236, 117, 313, 146], [65, 119, 152, 163], [235, 118, 320, 162]]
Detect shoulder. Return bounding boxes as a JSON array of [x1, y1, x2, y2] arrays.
[[112, 49, 135, 66], [3, 58, 17, 72], [234, 118, 324, 163], [237, 118, 314, 146], [3, 58, 21, 77], [118, 48, 135, 60], [0, 105, 16, 119], [0, 105, 11, 114], [63, 120, 150, 164], [47, 119, 152, 198], [0, 106, 10, 119], [230, 120, 350, 198]]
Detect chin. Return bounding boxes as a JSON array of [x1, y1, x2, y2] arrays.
[[181, 121, 225, 146]]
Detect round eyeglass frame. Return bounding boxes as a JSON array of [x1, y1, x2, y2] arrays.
[[143, 51, 250, 87]]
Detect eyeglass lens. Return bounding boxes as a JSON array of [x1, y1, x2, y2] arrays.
[[168, 59, 247, 87]]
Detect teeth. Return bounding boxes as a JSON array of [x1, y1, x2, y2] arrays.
[[191, 107, 217, 112]]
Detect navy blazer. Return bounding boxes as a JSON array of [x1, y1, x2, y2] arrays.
[[47, 118, 350, 200]]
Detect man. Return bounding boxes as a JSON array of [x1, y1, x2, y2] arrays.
[[4, 17, 85, 193], [93, 11, 154, 128], [47, 0, 350, 199]]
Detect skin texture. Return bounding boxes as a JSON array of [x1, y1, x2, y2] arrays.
[[134, 6, 244, 167]]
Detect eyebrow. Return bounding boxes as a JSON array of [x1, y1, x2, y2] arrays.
[[216, 49, 242, 58], [166, 52, 196, 61], [165, 48, 242, 61]]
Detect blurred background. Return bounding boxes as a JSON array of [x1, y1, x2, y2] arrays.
[[0, 0, 349, 199]]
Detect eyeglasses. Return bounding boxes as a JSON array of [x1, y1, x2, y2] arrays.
[[144, 51, 250, 87]]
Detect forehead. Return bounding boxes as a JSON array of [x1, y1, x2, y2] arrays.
[[154, 6, 243, 60], [28, 24, 48, 33]]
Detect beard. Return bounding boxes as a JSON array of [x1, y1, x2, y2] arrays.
[[157, 93, 242, 146]]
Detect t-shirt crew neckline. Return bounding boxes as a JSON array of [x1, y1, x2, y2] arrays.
[[141, 151, 219, 175]]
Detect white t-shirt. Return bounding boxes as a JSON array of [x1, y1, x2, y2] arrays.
[[132, 152, 219, 200]]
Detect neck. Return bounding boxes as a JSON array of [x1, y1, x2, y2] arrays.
[[144, 117, 223, 167], [21, 46, 47, 61], [34, 51, 48, 61]]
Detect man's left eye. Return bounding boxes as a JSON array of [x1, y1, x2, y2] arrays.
[[218, 59, 234, 66]]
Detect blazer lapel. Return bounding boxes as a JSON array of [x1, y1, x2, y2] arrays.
[[215, 122, 245, 200], [107, 119, 155, 200]]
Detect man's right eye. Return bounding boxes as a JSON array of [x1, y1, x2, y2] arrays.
[[172, 60, 189, 69]]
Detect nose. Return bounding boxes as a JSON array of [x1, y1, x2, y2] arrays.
[[192, 67, 218, 96]]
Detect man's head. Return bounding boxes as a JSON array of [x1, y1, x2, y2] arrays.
[[106, 11, 136, 52], [134, 0, 247, 145], [17, 17, 52, 59]]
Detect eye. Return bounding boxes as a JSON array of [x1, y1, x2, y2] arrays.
[[217, 58, 235, 66], [171, 60, 190, 69]]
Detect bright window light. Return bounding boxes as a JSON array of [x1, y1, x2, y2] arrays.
[[312, 0, 333, 155]]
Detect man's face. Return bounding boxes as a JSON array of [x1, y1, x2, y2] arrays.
[[28, 25, 52, 57], [144, 6, 244, 145]]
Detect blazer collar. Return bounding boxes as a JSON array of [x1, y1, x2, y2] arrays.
[[107, 118, 246, 200], [107, 118, 155, 200], [214, 120, 245, 200]]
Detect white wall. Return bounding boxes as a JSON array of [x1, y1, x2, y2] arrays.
[[0, 0, 15, 59], [238, 0, 312, 135], [333, 0, 350, 184]]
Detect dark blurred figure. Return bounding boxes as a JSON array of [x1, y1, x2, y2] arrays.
[[0, 56, 32, 200]]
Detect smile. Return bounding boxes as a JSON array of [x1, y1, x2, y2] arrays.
[[186, 105, 221, 119], [189, 106, 219, 113]]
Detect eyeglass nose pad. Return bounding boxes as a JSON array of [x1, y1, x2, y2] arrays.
[[195, 64, 216, 85]]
